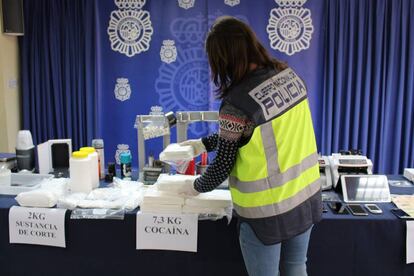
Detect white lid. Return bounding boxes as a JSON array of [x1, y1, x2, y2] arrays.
[[92, 139, 104, 148], [16, 130, 34, 150]]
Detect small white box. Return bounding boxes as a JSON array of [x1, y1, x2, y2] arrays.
[[37, 139, 72, 174], [404, 168, 414, 182]]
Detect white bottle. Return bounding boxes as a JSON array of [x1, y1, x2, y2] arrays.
[[80, 147, 100, 189], [69, 151, 93, 193], [92, 139, 105, 179]]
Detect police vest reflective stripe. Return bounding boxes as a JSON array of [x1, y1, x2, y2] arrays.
[[227, 68, 320, 219]]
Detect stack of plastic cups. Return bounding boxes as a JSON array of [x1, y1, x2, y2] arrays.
[[69, 151, 93, 193], [15, 130, 35, 172], [79, 147, 99, 189]]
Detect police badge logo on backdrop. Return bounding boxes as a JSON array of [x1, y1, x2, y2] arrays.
[[115, 144, 132, 165], [224, 0, 240, 7], [107, 0, 154, 57], [114, 78, 132, 101], [178, 0, 196, 10], [160, 40, 178, 64], [267, 0, 313, 56]]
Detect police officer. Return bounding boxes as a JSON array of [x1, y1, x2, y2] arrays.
[[180, 16, 321, 276]]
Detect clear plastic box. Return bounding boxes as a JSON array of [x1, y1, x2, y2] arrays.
[[0, 173, 53, 195], [136, 106, 170, 140]]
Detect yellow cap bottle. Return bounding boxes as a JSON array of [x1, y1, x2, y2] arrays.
[[72, 151, 88, 159], [69, 151, 93, 193], [79, 147, 99, 188]]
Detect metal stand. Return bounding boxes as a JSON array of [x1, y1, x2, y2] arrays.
[[176, 111, 219, 142], [134, 114, 171, 175], [175, 110, 229, 189], [134, 110, 218, 182]]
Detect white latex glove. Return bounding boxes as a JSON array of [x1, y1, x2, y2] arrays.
[[178, 178, 200, 197], [179, 138, 206, 157]]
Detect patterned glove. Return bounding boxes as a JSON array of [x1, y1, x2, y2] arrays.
[[178, 178, 200, 197]]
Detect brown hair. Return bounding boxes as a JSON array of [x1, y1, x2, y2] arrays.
[[206, 16, 287, 99]]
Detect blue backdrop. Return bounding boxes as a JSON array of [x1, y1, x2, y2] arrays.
[[20, 0, 414, 174], [95, 0, 325, 168]]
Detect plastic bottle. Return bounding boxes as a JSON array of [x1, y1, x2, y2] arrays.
[[120, 152, 132, 180], [92, 139, 105, 179], [201, 152, 208, 166], [105, 162, 116, 182], [79, 147, 99, 188], [69, 151, 93, 193], [148, 152, 154, 167], [196, 152, 209, 175]]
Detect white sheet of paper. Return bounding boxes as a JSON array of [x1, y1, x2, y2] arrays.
[[9, 206, 67, 248], [407, 221, 414, 264], [136, 212, 198, 252]]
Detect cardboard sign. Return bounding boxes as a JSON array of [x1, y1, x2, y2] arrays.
[[9, 206, 66, 248], [407, 221, 414, 264], [136, 212, 198, 252]]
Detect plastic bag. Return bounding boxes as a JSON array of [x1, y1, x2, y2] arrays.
[[70, 208, 125, 220], [159, 144, 195, 173], [163, 159, 191, 174], [15, 190, 58, 208]]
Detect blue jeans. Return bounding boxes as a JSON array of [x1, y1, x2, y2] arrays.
[[239, 223, 313, 276]]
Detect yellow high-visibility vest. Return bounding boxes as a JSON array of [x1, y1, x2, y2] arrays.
[[227, 68, 320, 219]]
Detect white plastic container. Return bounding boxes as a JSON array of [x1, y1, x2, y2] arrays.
[[80, 147, 99, 188], [69, 151, 93, 193]]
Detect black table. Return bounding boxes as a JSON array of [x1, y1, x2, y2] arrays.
[[309, 193, 414, 276], [1, 178, 414, 276]]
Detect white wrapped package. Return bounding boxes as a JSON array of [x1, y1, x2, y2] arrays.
[[142, 188, 185, 205], [58, 191, 143, 210], [15, 178, 69, 208], [141, 203, 182, 214], [122, 191, 144, 210], [112, 177, 144, 191], [57, 192, 87, 209], [86, 187, 124, 201], [40, 178, 68, 197], [159, 143, 195, 161], [87, 190, 142, 210], [155, 174, 198, 193], [15, 190, 58, 207], [185, 189, 232, 208], [58, 185, 144, 211]]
